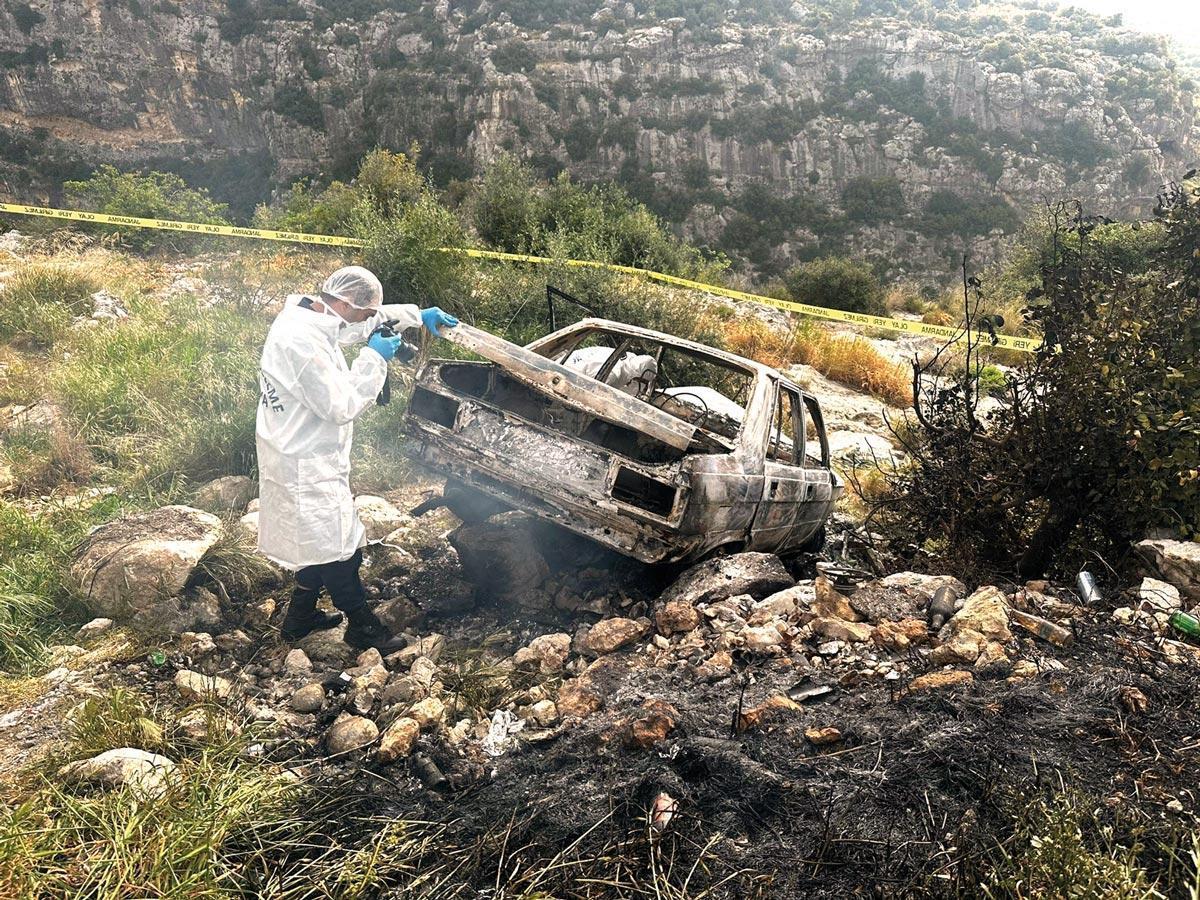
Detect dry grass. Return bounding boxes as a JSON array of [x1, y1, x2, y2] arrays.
[[724, 318, 911, 407]]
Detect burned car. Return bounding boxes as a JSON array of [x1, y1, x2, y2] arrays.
[[403, 317, 843, 564]]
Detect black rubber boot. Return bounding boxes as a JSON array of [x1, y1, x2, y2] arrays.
[[343, 608, 406, 654], [280, 608, 344, 642]]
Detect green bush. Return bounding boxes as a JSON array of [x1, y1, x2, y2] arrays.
[[0, 263, 98, 350], [783, 256, 886, 315], [63, 166, 229, 252], [841, 175, 907, 224], [920, 190, 1019, 238], [492, 41, 538, 73], [470, 152, 543, 253]]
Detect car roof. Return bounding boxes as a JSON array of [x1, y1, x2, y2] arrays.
[[526, 318, 783, 381]]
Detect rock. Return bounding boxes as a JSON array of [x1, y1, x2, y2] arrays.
[[625, 699, 678, 749], [246, 498, 260, 513], [406, 697, 446, 729], [753, 583, 812, 622], [1135, 538, 1200, 603], [215, 630, 253, 652], [59, 748, 176, 797], [944, 586, 1011, 643], [907, 670, 974, 695], [238, 511, 259, 542], [1119, 686, 1149, 715], [878, 572, 967, 603], [174, 669, 232, 701], [870, 618, 929, 651], [291, 682, 325, 712], [741, 623, 787, 651], [353, 495, 409, 541], [297, 625, 355, 665], [381, 674, 426, 707], [738, 693, 801, 732], [177, 708, 241, 742], [326, 716, 379, 754], [580, 617, 649, 655], [656, 599, 701, 635], [378, 717, 421, 763], [1010, 660, 1040, 679], [974, 642, 1012, 676], [929, 629, 988, 665], [186, 587, 224, 628], [812, 617, 873, 643], [355, 647, 385, 669], [179, 632, 216, 658], [527, 699, 559, 727], [813, 576, 861, 621], [409, 656, 438, 687], [75, 617, 114, 642], [659, 552, 794, 607], [283, 648, 313, 676], [513, 633, 571, 672], [449, 513, 551, 599], [805, 726, 842, 746], [558, 677, 602, 718], [697, 649, 733, 678], [193, 475, 256, 514], [71, 506, 224, 631], [1137, 577, 1182, 614], [389, 634, 445, 668]]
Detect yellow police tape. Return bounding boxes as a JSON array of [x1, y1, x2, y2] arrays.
[[0, 200, 1039, 353]]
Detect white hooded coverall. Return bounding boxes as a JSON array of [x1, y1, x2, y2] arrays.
[[256, 296, 421, 570]]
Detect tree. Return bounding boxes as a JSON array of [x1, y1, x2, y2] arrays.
[[842, 175, 907, 224]]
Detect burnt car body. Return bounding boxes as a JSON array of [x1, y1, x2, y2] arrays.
[[402, 318, 843, 564]]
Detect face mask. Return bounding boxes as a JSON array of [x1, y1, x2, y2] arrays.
[[336, 318, 375, 346]]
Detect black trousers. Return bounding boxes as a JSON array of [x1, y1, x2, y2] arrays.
[[291, 548, 368, 619]]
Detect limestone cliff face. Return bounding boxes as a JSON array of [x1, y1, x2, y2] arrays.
[[0, 0, 1195, 280]]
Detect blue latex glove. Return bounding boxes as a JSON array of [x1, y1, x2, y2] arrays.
[[367, 331, 402, 361], [420, 307, 459, 337]]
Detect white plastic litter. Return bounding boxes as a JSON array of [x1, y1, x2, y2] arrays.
[[481, 708, 525, 757]]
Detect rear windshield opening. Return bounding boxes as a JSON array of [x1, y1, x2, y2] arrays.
[[539, 328, 754, 447]]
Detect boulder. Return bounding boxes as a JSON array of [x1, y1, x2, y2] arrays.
[[754, 583, 814, 621], [805, 726, 843, 746], [1137, 577, 1182, 614], [659, 552, 794, 608], [406, 697, 446, 730], [527, 699, 559, 727], [59, 748, 176, 797], [929, 629, 988, 665], [812, 618, 873, 643], [237, 511, 259, 542], [378, 718, 421, 763], [283, 648, 313, 676], [741, 623, 787, 651], [870, 618, 929, 651], [1136, 538, 1200, 603], [579, 617, 650, 656], [70, 506, 224, 631], [380, 674, 426, 708], [193, 475, 256, 514], [812, 576, 861, 621], [389, 634, 445, 668], [656, 599, 702, 635], [325, 716, 379, 754], [625, 699, 678, 749], [513, 633, 571, 672], [556, 657, 628, 719], [179, 632, 216, 658], [297, 625, 356, 665], [943, 586, 1011, 643], [354, 495, 410, 541], [448, 513, 551, 599], [291, 683, 326, 713], [737, 693, 801, 732], [75, 617, 114, 642]]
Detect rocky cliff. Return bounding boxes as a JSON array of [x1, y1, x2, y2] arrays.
[[1, 0, 1195, 280]]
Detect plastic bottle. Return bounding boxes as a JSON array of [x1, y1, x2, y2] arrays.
[[1168, 611, 1200, 640]]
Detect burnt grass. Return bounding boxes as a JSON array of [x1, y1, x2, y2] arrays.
[[268, 595, 1200, 899]]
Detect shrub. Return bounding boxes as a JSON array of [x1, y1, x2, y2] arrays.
[[470, 152, 543, 253], [0, 262, 98, 350], [783, 256, 886, 315], [841, 175, 907, 224], [63, 166, 229, 252], [272, 84, 324, 129], [920, 190, 1019, 238], [492, 40, 537, 73]]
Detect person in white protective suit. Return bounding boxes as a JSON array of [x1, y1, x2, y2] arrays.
[[256, 265, 458, 651]]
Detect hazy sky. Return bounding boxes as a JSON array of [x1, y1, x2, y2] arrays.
[[1065, 0, 1199, 51]]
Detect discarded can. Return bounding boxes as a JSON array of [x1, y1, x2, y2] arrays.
[[1009, 609, 1075, 648], [650, 791, 679, 833], [1076, 570, 1101, 606], [1168, 611, 1200, 640], [787, 682, 836, 704], [928, 585, 959, 631], [147, 649, 167, 667], [411, 752, 448, 792]]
